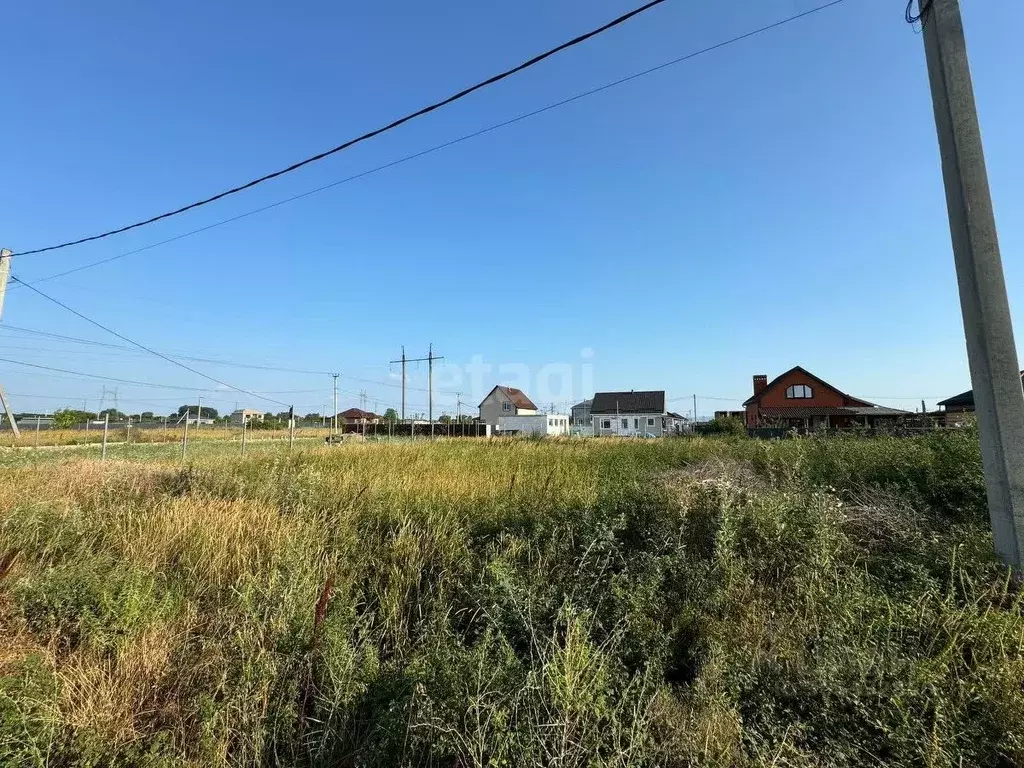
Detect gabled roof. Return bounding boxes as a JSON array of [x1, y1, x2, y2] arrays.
[[590, 390, 666, 414], [339, 407, 378, 419], [937, 372, 1024, 408], [743, 366, 872, 407], [479, 386, 537, 410]]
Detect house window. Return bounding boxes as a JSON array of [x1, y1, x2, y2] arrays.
[[785, 384, 813, 399], [548, 418, 553, 427], [647, 418, 655, 426], [622, 418, 628, 429], [602, 420, 611, 429], [503, 402, 511, 411]]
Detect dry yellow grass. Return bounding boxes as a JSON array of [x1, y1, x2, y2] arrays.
[[0, 433, 1020, 767]]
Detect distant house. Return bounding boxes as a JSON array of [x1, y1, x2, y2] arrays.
[[339, 408, 380, 426], [230, 409, 265, 426], [478, 386, 538, 429], [937, 372, 1024, 413], [744, 367, 908, 431], [591, 391, 682, 436], [496, 413, 570, 437], [714, 410, 746, 422], [571, 399, 593, 428], [665, 412, 690, 434]]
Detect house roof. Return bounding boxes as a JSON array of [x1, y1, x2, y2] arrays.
[[590, 390, 666, 414], [339, 408, 378, 419], [666, 411, 689, 420], [759, 405, 910, 419], [937, 372, 1024, 408], [743, 366, 872, 407], [479, 386, 537, 410], [571, 399, 593, 410]]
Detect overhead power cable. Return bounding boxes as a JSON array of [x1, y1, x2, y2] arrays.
[[0, 359, 327, 397], [10, 277, 291, 407], [0, 323, 463, 394], [10, 0, 669, 257], [13, 0, 846, 286], [0, 358, 224, 392]]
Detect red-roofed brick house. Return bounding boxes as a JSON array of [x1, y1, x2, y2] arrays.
[[339, 408, 379, 426], [744, 366, 908, 432]]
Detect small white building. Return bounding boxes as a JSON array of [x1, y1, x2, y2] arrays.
[[478, 386, 538, 429], [497, 413, 570, 437], [230, 409, 265, 426]]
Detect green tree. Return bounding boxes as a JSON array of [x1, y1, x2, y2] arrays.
[[382, 408, 399, 423], [176, 405, 219, 420], [52, 409, 96, 428]]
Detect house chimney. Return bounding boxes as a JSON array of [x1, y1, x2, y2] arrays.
[[753, 375, 768, 396]]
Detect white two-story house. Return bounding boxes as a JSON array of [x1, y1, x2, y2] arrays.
[[478, 386, 538, 429]]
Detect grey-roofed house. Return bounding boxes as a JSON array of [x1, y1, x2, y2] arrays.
[[571, 399, 593, 428], [591, 390, 675, 436], [937, 372, 1024, 413]]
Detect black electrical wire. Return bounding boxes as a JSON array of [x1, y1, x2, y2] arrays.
[[13, 0, 846, 286], [10, 0, 669, 257], [10, 277, 291, 407], [906, 0, 934, 25]]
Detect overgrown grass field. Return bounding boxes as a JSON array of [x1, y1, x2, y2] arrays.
[[1, 425, 331, 450], [1, 432, 1021, 766]]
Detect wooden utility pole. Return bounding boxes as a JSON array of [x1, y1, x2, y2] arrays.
[[919, 0, 1024, 568], [0, 250, 21, 438]]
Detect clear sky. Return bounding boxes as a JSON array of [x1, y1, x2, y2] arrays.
[[2, 0, 1023, 419]]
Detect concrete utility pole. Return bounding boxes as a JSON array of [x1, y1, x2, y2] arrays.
[[391, 345, 444, 437], [919, 0, 1024, 568], [0, 250, 21, 438], [332, 373, 339, 437], [196, 396, 203, 430], [389, 346, 408, 421], [182, 409, 189, 461]]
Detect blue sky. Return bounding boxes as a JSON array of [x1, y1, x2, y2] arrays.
[[2, 0, 1023, 419]]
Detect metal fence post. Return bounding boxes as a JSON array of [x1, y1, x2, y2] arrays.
[[101, 413, 109, 461], [241, 416, 247, 456]]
